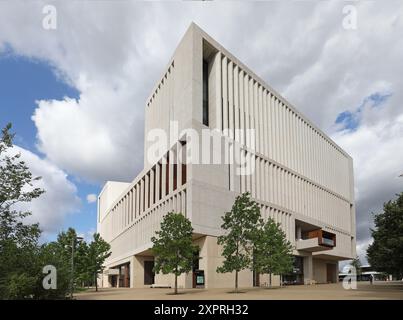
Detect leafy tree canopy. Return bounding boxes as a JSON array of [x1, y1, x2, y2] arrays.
[[254, 218, 294, 286], [152, 212, 197, 294], [0, 123, 45, 299], [216, 192, 261, 291], [367, 192, 403, 279]]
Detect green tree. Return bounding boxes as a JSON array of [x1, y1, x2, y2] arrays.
[[87, 233, 111, 291], [0, 123, 45, 299], [75, 240, 91, 287], [350, 256, 362, 276], [254, 218, 294, 287], [151, 212, 198, 294], [54, 228, 87, 297], [367, 192, 403, 279], [216, 192, 261, 292]]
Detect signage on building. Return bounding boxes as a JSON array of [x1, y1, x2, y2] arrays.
[[195, 270, 205, 288]]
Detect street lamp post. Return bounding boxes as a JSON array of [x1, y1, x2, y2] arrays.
[[70, 236, 84, 299]]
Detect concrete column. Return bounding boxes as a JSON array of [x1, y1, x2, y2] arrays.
[[176, 142, 182, 189], [215, 51, 222, 131], [168, 150, 174, 194], [239, 70, 245, 145], [258, 85, 263, 154], [263, 90, 268, 157], [133, 255, 145, 288], [140, 178, 145, 213], [130, 256, 135, 288], [234, 65, 239, 143], [297, 225, 302, 240], [229, 142, 235, 191], [244, 75, 250, 148], [117, 266, 120, 288], [222, 56, 228, 133], [130, 190, 134, 223], [161, 156, 167, 198], [145, 173, 149, 210], [233, 145, 241, 193], [228, 60, 234, 140], [251, 155, 256, 198], [255, 157, 260, 199], [150, 168, 155, 206], [182, 190, 186, 216], [290, 218, 296, 246], [253, 81, 258, 154], [265, 161, 269, 202], [303, 255, 313, 285], [135, 185, 139, 218], [155, 162, 160, 202]]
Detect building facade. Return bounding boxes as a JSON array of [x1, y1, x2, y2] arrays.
[[97, 23, 356, 289]]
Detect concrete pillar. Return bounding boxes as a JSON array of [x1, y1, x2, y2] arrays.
[[145, 173, 149, 210], [130, 256, 135, 288], [222, 56, 228, 132], [135, 185, 139, 218], [290, 218, 296, 246], [233, 145, 241, 193], [182, 190, 186, 215], [168, 151, 174, 194], [140, 178, 144, 213], [161, 156, 167, 198], [228, 60, 234, 140], [297, 226, 302, 240], [117, 266, 120, 288], [176, 142, 182, 189], [303, 255, 313, 285], [239, 71, 245, 145], [215, 51, 222, 131], [150, 168, 155, 206], [234, 65, 240, 143], [251, 155, 256, 198], [155, 162, 160, 202], [133, 255, 145, 288], [229, 142, 235, 191]]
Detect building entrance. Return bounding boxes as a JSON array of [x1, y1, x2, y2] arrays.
[[144, 261, 155, 285], [326, 263, 336, 283]]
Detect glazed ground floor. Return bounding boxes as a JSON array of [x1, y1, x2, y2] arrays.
[[100, 235, 340, 289]]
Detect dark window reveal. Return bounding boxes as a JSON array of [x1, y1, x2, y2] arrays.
[[202, 60, 209, 126]]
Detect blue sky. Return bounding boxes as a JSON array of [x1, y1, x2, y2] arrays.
[[335, 92, 392, 132], [0, 55, 100, 241]]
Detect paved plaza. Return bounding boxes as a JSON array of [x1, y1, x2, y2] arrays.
[[75, 281, 403, 300]]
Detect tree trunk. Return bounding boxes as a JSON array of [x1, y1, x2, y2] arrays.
[[269, 273, 272, 287], [235, 271, 238, 293], [174, 274, 178, 294], [95, 273, 98, 292]]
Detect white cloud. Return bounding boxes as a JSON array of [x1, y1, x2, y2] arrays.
[[1, 1, 403, 250], [332, 108, 403, 252], [86, 193, 97, 204], [10, 146, 81, 237], [77, 228, 96, 243]]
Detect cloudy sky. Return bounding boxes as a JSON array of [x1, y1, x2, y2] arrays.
[[0, 1, 402, 261]]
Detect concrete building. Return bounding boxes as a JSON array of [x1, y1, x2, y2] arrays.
[[97, 23, 356, 289]]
